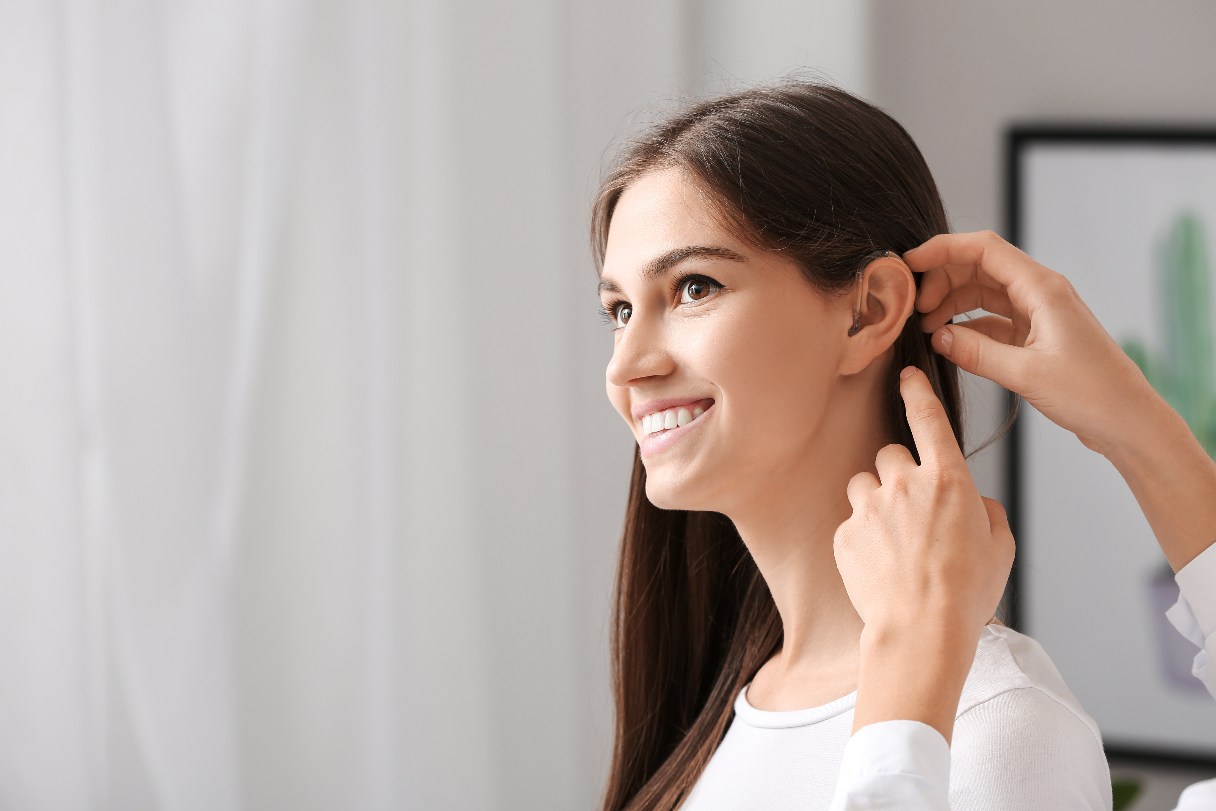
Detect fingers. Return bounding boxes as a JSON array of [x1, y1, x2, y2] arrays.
[[898, 366, 967, 472], [874, 443, 916, 485], [905, 230, 1057, 317], [918, 281, 1015, 333], [846, 470, 880, 509], [943, 314, 1022, 347], [932, 319, 1027, 391]]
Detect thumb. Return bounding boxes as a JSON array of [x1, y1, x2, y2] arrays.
[[933, 321, 1022, 388]]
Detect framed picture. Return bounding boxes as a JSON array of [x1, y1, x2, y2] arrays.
[[1006, 126, 1216, 764]]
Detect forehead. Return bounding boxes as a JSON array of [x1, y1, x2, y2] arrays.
[[602, 167, 738, 275]]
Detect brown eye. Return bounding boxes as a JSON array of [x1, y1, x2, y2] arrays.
[[678, 275, 722, 304]]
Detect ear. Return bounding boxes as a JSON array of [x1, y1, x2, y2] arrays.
[[836, 254, 917, 376]]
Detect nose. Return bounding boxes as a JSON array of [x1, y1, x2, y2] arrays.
[[605, 315, 674, 390]]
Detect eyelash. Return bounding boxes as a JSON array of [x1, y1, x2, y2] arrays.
[[598, 273, 724, 331]]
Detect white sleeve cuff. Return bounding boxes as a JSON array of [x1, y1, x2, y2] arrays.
[[1174, 541, 1216, 636], [1177, 777, 1216, 810], [829, 720, 951, 811], [1167, 541, 1216, 699]]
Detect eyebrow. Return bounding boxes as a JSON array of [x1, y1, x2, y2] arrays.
[[597, 245, 747, 296]]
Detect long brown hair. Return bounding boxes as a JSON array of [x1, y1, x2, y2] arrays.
[[590, 78, 1006, 811]]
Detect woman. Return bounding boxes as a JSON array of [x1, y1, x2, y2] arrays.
[[829, 230, 1216, 810], [591, 79, 1110, 809]]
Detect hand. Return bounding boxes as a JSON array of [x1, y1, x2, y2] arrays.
[[835, 366, 1014, 639], [904, 230, 1156, 458], [835, 365, 1015, 741]]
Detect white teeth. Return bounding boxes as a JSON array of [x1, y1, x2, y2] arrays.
[[641, 403, 710, 436]]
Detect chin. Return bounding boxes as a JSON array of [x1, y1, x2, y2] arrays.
[[643, 470, 715, 512]]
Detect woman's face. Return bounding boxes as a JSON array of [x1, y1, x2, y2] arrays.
[[600, 167, 856, 512]]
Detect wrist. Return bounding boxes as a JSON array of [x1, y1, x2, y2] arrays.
[[1098, 389, 1216, 571], [1101, 390, 1204, 493], [854, 620, 981, 744], [860, 615, 980, 656], [1079, 369, 1164, 459]]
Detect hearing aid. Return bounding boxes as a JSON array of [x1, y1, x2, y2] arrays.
[[848, 250, 899, 336]]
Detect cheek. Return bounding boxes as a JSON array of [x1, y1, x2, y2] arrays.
[[710, 314, 837, 439]]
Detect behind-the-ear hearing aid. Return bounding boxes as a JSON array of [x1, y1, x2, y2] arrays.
[[848, 249, 898, 336]]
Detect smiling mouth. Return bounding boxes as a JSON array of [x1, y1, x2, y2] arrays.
[[640, 399, 715, 437]]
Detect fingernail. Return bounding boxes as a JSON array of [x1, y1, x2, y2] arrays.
[[937, 328, 953, 354], [900, 366, 915, 380]]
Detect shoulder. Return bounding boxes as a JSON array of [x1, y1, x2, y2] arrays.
[[956, 623, 1099, 735], [948, 624, 1113, 809]]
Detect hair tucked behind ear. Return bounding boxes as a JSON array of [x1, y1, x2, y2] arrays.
[[590, 77, 1010, 811]]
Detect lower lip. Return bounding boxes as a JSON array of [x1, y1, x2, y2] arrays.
[[639, 403, 715, 459]]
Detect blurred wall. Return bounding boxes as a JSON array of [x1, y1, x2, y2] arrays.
[[685, 0, 872, 95]]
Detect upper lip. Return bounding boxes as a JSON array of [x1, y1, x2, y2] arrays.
[[632, 397, 715, 422]]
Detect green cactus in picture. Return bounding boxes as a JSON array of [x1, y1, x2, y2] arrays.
[[1120, 212, 1216, 459]]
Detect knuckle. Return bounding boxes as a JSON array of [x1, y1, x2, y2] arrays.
[[876, 443, 903, 460], [833, 525, 846, 546], [953, 330, 981, 369], [906, 403, 939, 424], [875, 444, 912, 473], [887, 474, 913, 497], [834, 522, 858, 549], [1047, 272, 1079, 300], [925, 464, 959, 489]]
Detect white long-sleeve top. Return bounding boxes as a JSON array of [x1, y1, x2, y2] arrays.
[[680, 623, 1112, 809], [829, 541, 1216, 811]]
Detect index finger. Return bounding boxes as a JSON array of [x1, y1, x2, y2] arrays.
[[903, 231, 1056, 316], [897, 365, 967, 472]]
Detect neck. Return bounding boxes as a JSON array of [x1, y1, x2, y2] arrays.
[[725, 386, 893, 681]]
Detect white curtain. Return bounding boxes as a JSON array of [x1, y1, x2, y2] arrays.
[[0, 0, 872, 807], [3, 0, 418, 806]]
